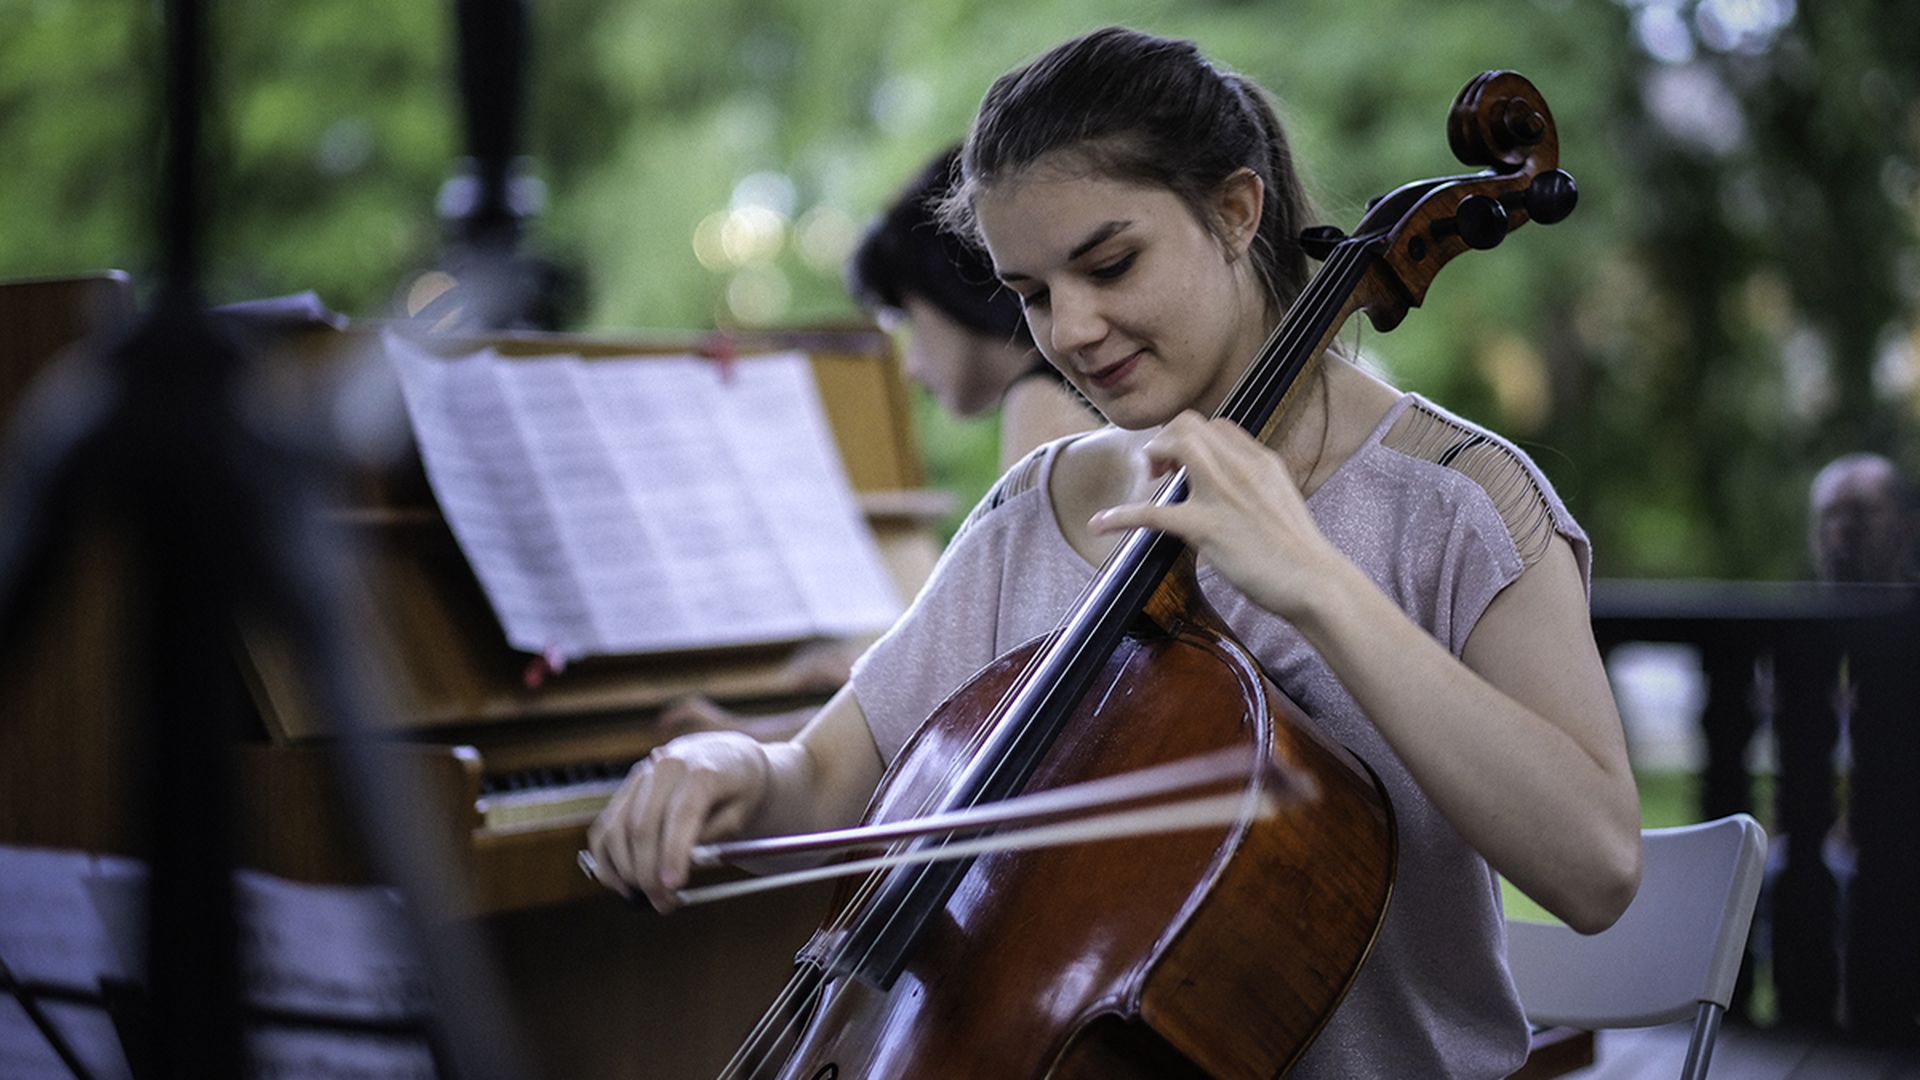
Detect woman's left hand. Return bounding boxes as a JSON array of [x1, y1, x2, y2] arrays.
[[1089, 411, 1345, 619]]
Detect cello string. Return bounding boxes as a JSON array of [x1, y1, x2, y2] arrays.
[[716, 965, 817, 1079], [723, 958, 829, 1078], [806, 302, 1295, 931], [807, 625, 1071, 942], [1221, 241, 1372, 432], [732, 637, 1077, 1074]]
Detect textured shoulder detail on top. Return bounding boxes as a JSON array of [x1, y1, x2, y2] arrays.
[[952, 443, 1050, 541], [1381, 400, 1556, 567]]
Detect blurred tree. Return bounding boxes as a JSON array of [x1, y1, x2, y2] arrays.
[[212, 3, 459, 313], [0, 2, 160, 286], [1581, 0, 1920, 577], [2, 0, 1913, 576]]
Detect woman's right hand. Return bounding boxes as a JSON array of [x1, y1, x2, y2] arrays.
[[586, 686, 888, 915], [586, 730, 773, 913]]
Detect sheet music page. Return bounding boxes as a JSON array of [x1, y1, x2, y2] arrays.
[[81, 861, 428, 1025], [247, 1027, 436, 1079], [35, 1003, 132, 1080], [575, 353, 825, 648], [0, 846, 134, 990], [0, 849, 135, 1076], [387, 336, 596, 654], [1, 847, 435, 1073], [0, 998, 70, 1080], [0, 930, 133, 1080], [490, 353, 691, 651], [235, 870, 437, 1078], [387, 334, 902, 658], [232, 870, 427, 1023], [705, 352, 902, 635], [0, 849, 141, 1079]]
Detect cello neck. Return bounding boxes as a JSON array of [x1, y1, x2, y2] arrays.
[[1214, 236, 1379, 446]]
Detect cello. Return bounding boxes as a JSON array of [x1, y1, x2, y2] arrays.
[[707, 70, 1579, 1079]]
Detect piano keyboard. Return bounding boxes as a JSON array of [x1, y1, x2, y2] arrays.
[[476, 760, 639, 832]]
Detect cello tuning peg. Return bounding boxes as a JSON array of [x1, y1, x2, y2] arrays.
[[1297, 225, 1347, 262], [1524, 169, 1578, 225], [1431, 195, 1508, 251]]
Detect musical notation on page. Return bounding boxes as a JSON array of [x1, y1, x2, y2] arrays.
[[384, 334, 903, 662]]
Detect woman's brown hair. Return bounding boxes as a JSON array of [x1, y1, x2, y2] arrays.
[[944, 26, 1317, 314]]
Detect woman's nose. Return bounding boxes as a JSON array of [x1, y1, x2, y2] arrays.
[[1047, 287, 1107, 356]]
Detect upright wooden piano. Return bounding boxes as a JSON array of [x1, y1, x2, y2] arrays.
[[0, 274, 952, 1076]]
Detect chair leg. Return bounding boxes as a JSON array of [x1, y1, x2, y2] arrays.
[[1679, 1002, 1724, 1080]]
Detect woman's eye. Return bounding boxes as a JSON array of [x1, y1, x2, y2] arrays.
[[1090, 253, 1136, 280], [1018, 289, 1050, 310]]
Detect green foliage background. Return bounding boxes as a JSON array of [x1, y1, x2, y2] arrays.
[[4, 0, 1916, 579]]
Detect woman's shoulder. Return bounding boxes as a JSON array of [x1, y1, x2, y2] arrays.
[[996, 373, 1103, 472], [950, 430, 1092, 543], [946, 426, 1145, 569], [1046, 426, 1157, 555], [1051, 424, 1147, 500], [1360, 394, 1586, 577]]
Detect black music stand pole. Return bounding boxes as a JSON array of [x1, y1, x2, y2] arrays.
[[0, 1, 532, 1075], [434, 0, 576, 331], [453, 0, 529, 251]]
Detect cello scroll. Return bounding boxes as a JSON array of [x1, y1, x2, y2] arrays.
[[1303, 70, 1579, 333]]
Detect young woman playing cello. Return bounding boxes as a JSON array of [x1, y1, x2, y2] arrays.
[[589, 26, 1640, 1077]]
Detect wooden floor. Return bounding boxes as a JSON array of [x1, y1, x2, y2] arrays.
[[1567, 1022, 1920, 1079]]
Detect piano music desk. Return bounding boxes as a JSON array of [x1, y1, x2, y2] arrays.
[[0, 294, 949, 1076]]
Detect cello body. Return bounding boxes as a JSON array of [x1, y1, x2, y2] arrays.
[[773, 581, 1396, 1079]]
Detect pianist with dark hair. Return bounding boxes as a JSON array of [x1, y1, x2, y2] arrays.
[[847, 144, 1099, 471]]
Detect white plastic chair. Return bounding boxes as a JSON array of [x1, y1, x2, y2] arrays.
[[1505, 814, 1767, 1080]]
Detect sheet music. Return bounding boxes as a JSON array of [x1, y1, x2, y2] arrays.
[[232, 870, 424, 1023], [572, 355, 812, 647], [387, 334, 902, 659], [0, 846, 135, 991], [34, 1002, 132, 1080], [0, 844, 435, 1074], [247, 1027, 435, 1079], [387, 341, 597, 652], [78, 861, 427, 1026], [0, 848, 139, 1078], [704, 354, 903, 636], [0, 998, 71, 1080]]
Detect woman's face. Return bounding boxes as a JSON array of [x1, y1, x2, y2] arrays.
[[973, 161, 1268, 430], [891, 298, 1033, 418]]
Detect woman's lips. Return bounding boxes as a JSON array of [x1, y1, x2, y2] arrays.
[[1088, 350, 1143, 389]]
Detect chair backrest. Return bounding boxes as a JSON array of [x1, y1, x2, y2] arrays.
[[1506, 814, 1766, 1030]]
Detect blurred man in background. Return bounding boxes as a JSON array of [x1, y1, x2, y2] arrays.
[[1809, 454, 1915, 584], [1769, 451, 1917, 1031]]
